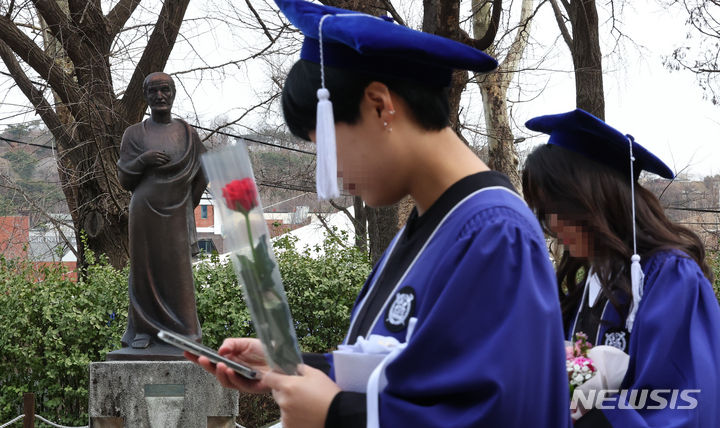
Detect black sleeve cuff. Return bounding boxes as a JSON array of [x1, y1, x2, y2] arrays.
[[301, 352, 331, 375], [324, 391, 366, 428], [575, 408, 613, 428]]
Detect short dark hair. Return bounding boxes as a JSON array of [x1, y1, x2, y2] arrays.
[[281, 60, 450, 141]]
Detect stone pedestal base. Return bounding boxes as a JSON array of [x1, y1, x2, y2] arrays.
[[89, 361, 238, 428]]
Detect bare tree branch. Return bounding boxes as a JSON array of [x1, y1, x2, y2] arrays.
[[378, 0, 405, 26], [549, 0, 572, 49], [0, 39, 73, 150], [329, 198, 363, 231], [4, 0, 15, 19], [0, 172, 79, 260], [0, 14, 83, 110], [199, 93, 279, 143], [465, 0, 502, 50], [68, 0, 103, 27], [106, 0, 143, 37], [244, 0, 274, 42], [31, 0, 86, 64], [560, 0, 571, 13], [501, 0, 536, 74], [120, 0, 191, 125], [316, 211, 350, 249]]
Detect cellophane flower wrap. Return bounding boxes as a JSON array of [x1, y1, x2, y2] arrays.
[[202, 143, 302, 375], [566, 332, 597, 398]]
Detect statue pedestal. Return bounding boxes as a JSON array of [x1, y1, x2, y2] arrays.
[[89, 361, 238, 428]]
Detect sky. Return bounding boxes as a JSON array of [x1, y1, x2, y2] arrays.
[[0, 0, 718, 178], [511, 0, 720, 179]]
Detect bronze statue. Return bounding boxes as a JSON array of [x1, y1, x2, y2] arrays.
[[109, 72, 207, 360]]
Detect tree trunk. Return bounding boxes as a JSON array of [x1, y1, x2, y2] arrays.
[[352, 196, 367, 253], [0, 0, 191, 269], [36, 0, 130, 269], [319, 0, 386, 14], [480, 83, 521, 189], [550, 0, 605, 120], [474, 0, 534, 191], [569, 0, 604, 119], [365, 205, 399, 266], [422, 0, 466, 132]]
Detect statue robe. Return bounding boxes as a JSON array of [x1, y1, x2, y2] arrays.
[[117, 119, 207, 346]]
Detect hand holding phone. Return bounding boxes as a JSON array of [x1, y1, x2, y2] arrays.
[[157, 330, 259, 379]]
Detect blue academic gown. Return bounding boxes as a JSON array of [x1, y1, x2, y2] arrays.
[[324, 172, 570, 428], [571, 251, 720, 427]]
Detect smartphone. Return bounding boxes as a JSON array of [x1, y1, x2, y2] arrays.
[[157, 330, 259, 379]]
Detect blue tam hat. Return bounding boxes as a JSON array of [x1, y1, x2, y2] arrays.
[[525, 108, 674, 180], [274, 0, 498, 200]]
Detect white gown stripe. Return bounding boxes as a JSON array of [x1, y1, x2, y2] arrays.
[[362, 186, 520, 339], [343, 228, 405, 345]]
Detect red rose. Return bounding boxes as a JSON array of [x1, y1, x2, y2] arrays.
[[222, 178, 259, 214]]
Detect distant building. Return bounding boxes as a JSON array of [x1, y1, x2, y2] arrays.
[[1, 192, 314, 273], [194, 192, 223, 254], [0, 216, 29, 259], [0, 214, 77, 278], [27, 214, 75, 262], [192, 192, 310, 256]]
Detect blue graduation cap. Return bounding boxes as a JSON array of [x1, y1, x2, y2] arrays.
[[526, 108, 674, 334], [525, 108, 674, 180], [275, 0, 498, 87], [274, 0, 498, 200]]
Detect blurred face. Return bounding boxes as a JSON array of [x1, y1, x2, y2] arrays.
[[546, 213, 593, 259], [145, 77, 175, 113], [310, 118, 406, 207]]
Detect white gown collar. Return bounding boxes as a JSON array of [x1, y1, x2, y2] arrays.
[[586, 268, 602, 308]]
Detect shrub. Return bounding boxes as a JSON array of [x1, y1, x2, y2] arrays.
[[0, 233, 370, 427], [0, 252, 127, 426], [274, 233, 370, 353], [193, 253, 254, 350], [709, 251, 720, 302]]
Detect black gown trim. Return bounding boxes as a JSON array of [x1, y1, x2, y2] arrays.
[[345, 171, 517, 343], [327, 171, 517, 428], [575, 408, 614, 428]]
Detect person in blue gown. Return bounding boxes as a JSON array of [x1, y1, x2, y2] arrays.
[[522, 108, 720, 427], [188, 1, 571, 427]]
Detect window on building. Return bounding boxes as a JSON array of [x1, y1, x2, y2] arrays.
[[201, 205, 208, 219], [197, 239, 217, 254]]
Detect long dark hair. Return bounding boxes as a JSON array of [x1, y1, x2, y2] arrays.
[[522, 144, 713, 322]]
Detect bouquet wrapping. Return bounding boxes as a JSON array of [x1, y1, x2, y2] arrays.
[[567, 332, 630, 420], [202, 143, 302, 374]]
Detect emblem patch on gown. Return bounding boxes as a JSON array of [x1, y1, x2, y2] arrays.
[[602, 327, 630, 353], [385, 286, 416, 332]]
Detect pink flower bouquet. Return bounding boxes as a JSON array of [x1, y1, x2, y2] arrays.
[[566, 332, 597, 398]]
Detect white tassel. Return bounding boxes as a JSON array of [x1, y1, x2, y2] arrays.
[[625, 136, 644, 333], [315, 88, 339, 200], [626, 254, 644, 332]]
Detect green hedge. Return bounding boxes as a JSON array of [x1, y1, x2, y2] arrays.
[[0, 237, 717, 426], [709, 251, 720, 301], [275, 233, 370, 353], [0, 233, 370, 427], [0, 253, 128, 426]]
